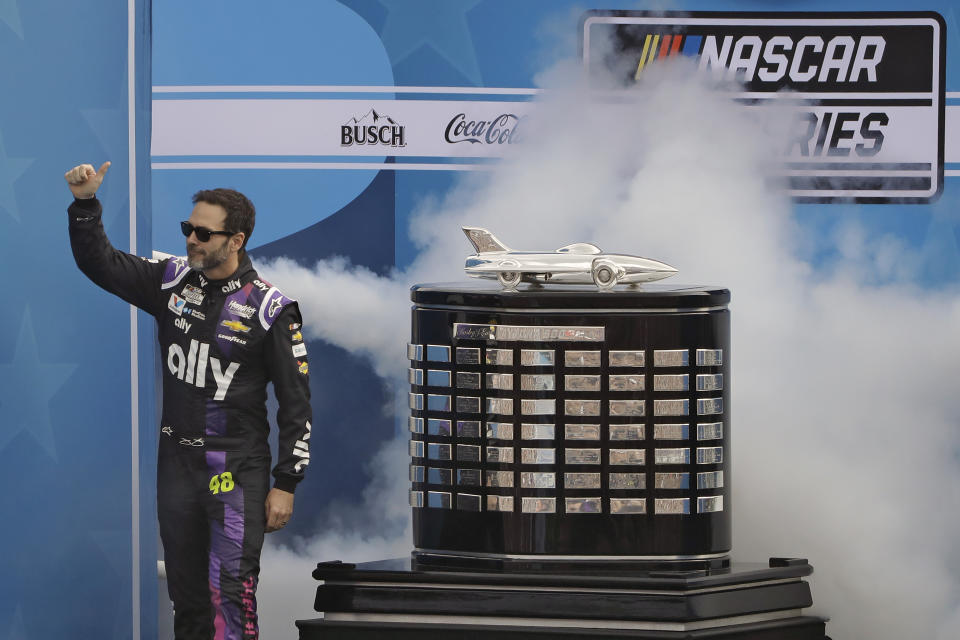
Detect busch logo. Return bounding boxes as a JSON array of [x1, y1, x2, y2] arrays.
[[341, 109, 406, 147], [167, 339, 239, 401], [445, 113, 522, 145]]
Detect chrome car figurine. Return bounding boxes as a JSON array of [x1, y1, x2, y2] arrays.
[[463, 227, 678, 290]]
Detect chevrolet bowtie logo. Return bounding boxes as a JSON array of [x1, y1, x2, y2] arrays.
[[221, 320, 251, 334]]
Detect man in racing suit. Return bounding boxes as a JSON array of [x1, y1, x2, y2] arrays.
[[65, 162, 312, 640]]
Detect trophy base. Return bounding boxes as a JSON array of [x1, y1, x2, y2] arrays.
[[296, 557, 830, 639], [410, 549, 731, 573]]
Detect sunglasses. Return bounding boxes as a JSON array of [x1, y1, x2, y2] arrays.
[[180, 221, 235, 243]]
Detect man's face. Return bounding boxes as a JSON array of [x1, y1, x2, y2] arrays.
[[185, 201, 233, 271]]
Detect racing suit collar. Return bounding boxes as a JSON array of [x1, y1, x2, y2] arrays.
[[201, 253, 255, 293]]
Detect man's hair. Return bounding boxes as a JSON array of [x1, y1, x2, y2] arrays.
[[192, 188, 256, 251]]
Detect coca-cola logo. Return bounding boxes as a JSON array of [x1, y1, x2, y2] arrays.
[[444, 113, 522, 145]]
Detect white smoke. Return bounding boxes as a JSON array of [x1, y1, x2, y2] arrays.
[[255, 56, 960, 640]]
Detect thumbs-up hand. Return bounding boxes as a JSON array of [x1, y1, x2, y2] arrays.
[[64, 161, 111, 199]]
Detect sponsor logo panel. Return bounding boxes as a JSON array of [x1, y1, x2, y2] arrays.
[[444, 112, 523, 145], [221, 320, 251, 334], [268, 295, 284, 318], [292, 343, 307, 358], [166, 339, 239, 401], [580, 11, 945, 202], [293, 420, 311, 473], [228, 300, 256, 319], [155, 98, 537, 159], [341, 109, 406, 148], [168, 293, 186, 316], [182, 284, 204, 305]]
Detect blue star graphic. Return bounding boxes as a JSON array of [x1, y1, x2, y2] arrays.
[[81, 107, 129, 228], [2, 606, 26, 640], [0, 308, 76, 460], [90, 529, 136, 640], [0, 0, 23, 39], [0, 129, 33, 222], [378, 0, 483, 84], [92, 529, 131, 580]]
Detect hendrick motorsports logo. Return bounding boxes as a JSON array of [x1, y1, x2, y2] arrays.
[[581, 11, 946, 203], [341, 109, 406, 148]]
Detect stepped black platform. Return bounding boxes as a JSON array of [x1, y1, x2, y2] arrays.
[[296, 557, 829, 639]]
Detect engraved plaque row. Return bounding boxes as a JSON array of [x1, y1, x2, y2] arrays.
[[408, 344, 723, 368], [408, 491, 724, 515], [409, 418, 723, 442], [410, 466, 724, 490], [409, 394, 723, 417], [410, 370, 724, 393], [409, 440, 723, 466]]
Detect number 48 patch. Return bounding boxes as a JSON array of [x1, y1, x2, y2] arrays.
[[209, 471, 235, 495]]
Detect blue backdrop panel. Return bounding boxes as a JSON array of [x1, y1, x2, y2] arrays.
[[0, 1, 153, 639]]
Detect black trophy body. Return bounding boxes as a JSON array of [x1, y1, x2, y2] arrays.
[[407, 282, 730, 561]]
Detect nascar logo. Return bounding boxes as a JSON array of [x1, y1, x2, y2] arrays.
[[632, 34, 699, 78], [629, 32, 885, 84], [581, 11, 945, 203]]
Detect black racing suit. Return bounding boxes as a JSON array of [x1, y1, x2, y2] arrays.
[[68, 197, 312, 640]]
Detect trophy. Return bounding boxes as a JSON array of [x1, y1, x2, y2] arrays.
[[299, 230, 828, 640]]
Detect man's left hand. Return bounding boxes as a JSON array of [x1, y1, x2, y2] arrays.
[[265, 488, 294, 532]]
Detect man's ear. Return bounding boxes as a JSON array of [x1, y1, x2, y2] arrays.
[[231, 232, 246, 253]]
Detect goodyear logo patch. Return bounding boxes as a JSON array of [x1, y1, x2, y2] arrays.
[[581, 11, 946, 203]]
